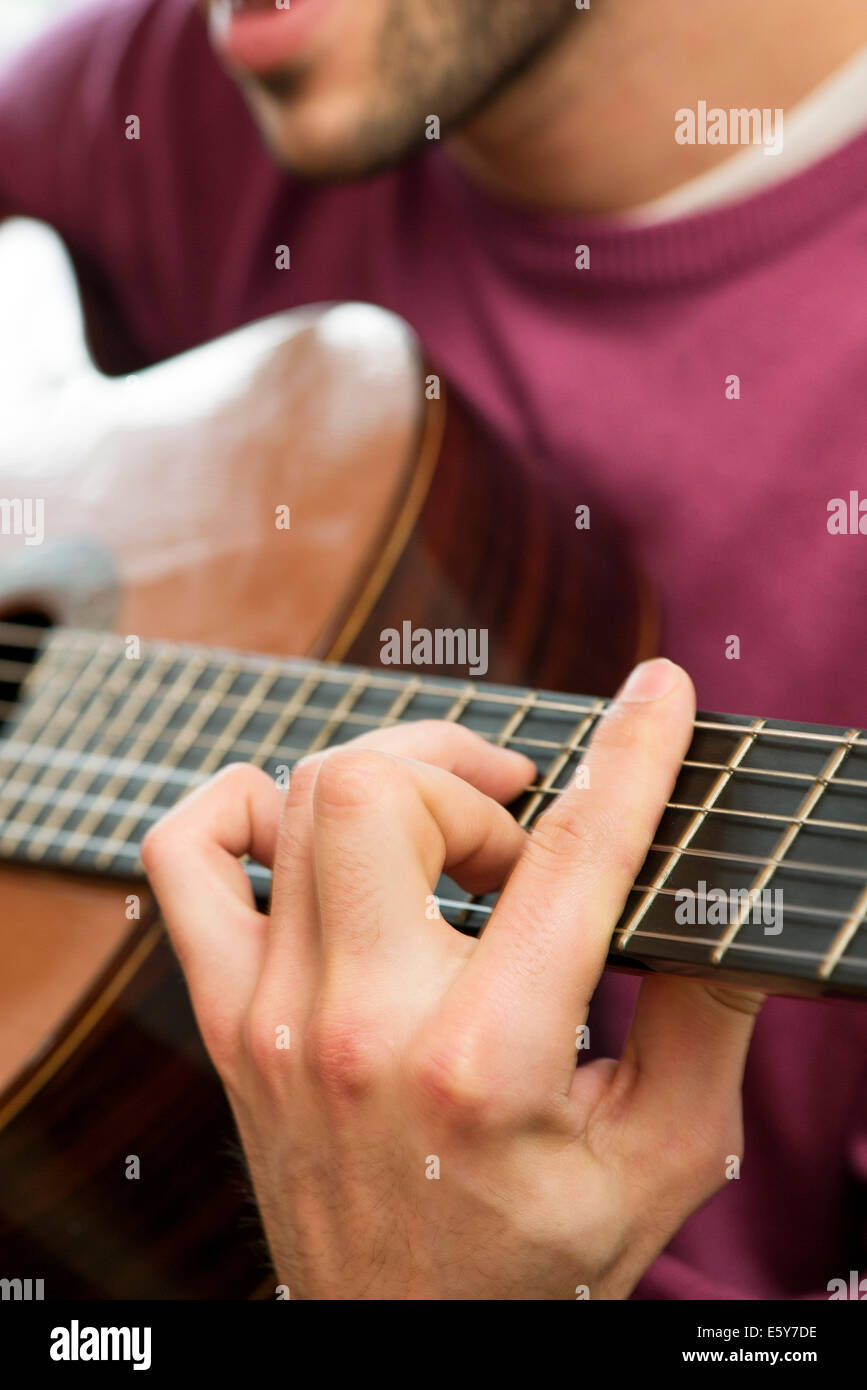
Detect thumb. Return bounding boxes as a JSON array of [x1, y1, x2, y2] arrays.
[[618, 973, 764, 1153]]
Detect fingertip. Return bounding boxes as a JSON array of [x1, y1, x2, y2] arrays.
[[460, 740, 534, 806], [616, 657, 688, 704], [500, 746, 537, 780]]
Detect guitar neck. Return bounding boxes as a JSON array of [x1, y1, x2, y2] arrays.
[[1, 624, 866, 1000]]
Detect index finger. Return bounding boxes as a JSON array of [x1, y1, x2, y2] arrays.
[[449, 659, 695, 1090]]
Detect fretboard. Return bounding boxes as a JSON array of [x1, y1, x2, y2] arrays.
[[1, 625, 866, 999]]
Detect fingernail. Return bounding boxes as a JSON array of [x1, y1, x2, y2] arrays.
[[617, 657, 680, 703]]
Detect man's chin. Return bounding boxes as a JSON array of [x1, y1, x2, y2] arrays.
[[243, 84, 428, 183], [267, 139, 429, 185]]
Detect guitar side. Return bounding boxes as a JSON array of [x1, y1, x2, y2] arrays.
[[0, 250, 646, 1297]]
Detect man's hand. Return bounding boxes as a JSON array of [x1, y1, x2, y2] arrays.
[[142, 657, 763, 1300]]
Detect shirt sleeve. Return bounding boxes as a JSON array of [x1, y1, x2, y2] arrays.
[[0, 0, 218, 372], [0, 1, 107, 228]]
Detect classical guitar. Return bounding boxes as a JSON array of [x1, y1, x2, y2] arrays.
[[0, 222, 865, 1299]]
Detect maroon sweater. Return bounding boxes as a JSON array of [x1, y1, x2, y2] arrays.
[[1, 0, 866, 1299]]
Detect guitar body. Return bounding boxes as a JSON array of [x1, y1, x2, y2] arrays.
[[0, 223, 648, 1297]]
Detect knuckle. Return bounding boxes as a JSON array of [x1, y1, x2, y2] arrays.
[[395, 719, 485, 761], [140, 817, 172, 873], [139, 825, 159, 872], [313, 748, 401, 811], [142, 763, 269, 871], [200, 1007, 244, 1081], [214, 760, 277, 804], [528, 802, 613, 867], [304, 1012, 389, 1098], [286, 755, 323, 807], [413, 718, 475, 746], [214, 760, 262, 787], [243, 1000, 292, 1077], [701, 984, 766, 1018], [409, 1036, 500, 1131], [528, 799, 647, 884]]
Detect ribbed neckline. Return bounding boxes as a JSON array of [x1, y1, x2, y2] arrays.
[[430, 127, 867, 290]]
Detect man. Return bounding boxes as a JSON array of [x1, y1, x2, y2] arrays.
[[1, 0, 866, 1299]]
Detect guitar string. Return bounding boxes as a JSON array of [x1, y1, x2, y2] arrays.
[[385, 638, 865, 985], [5, 660, 867, 843], [4, 679, 867, 765], [3, 762, 866, 973], [5, 677, 867, 842], [3, 675, 861, 967], [428, 689, 866, 979], [5, 812, 862, 969], [5, 666, 867, 796], [0, 637, 123, 839], [1, 649, 191, 859], [3, 623, 867, 753], [712, 729, 859, 965], [44, 649, 209, 863], [440, 899, 867, 970], [85, 658, 285, 871], [616, 720, 766, 951], [3, 639, 867, 975], [2, 765, 864, 970], [6, 725, 867, 829], [820, 883, 867, 979], [82, 667, 374, 874], [1, 765, 865, 889]]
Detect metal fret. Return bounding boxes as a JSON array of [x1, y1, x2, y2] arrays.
[[441, 683, 478, 727], [7, 625, 867, 741], [76, 657, 241, 868], [712, 730, 861, 966], [3, 627, 867, 995], [0, 644, 157, 856], [4, 763, 867, 897], [820, 884, 867, 980], [378, 674, 423, 727], [454, 879, 856, 928], [0, 635, 116, 821], [617, 720, 766, 952], [494, 689, 538, 748], [517, 700, 607, 829], [661, 801, 867, 836], [49, 653, 211, 866], [89, 660, 282, 870], [301, 671, 371, 755], [10, 677, 867, 796], [442, 693, 602, 932], [10, 695, 867, 799], [247, 669, 328, 771], [434, 895, 867, 969]]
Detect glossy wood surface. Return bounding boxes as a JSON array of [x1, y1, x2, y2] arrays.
[[0, 224, 643, 1297]]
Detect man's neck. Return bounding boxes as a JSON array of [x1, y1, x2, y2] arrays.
[[450, 0, 867, 216]]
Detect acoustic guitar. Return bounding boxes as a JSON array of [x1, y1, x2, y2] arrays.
[[0, 221, 864, 1299]]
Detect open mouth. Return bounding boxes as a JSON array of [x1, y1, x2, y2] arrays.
[[208, 0, 336, 74]]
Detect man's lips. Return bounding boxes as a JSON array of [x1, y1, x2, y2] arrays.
[[209, 0, 335, 74]]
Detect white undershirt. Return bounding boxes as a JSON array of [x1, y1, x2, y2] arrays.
[[628, 43, 867, 224]]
